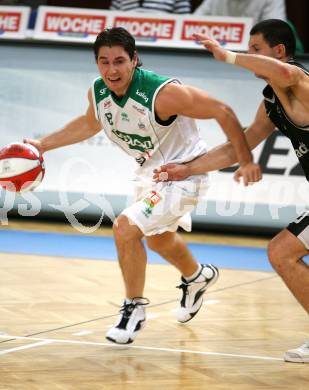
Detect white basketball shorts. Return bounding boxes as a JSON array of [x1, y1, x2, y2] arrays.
[[287, 210, 309, 250], [122, 175, 209, 236]]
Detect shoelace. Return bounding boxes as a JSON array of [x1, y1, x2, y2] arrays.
[[177, 282, 188, 293], [176, 277, 207, 291], [120, 297, 150, 318]]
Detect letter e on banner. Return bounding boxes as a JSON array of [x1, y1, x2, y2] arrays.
[[0, 6, 30, 39], [0, 12, 21, 32]]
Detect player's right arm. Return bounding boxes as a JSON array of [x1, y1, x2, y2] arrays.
[[154, 102, 275, 181], [24, 89, 102, 154]]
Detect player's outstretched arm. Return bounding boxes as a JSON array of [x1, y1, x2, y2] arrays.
[[154, 102, 275, 182], [155, 83, 261, 186], [24, 89, 102, 154], [193, 33, 304, 89]]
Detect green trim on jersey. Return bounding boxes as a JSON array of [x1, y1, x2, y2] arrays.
[[93, 77, 110, 107], [93, 68, 170, 112]]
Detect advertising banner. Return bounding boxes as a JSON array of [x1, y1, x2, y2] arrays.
[[179, 15, 252, 51], [112, 13, 176, 46], [34, 6, 110, 42], [0, 6, 30, 39], [33, 7, 252, 50]]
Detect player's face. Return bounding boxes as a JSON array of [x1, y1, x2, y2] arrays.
[[248, 33, 278, 57], [248, 33, 280, 80], [97, 45, 137, 96]]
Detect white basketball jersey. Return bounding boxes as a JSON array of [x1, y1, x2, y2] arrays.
[[92, 68, 207, 179]]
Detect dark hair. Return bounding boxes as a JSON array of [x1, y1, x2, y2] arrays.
[[94, 27, 142, 67], [250, 19, 296, 57]]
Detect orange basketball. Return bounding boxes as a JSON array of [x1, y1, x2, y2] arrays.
[[0, 143, 45, 192]]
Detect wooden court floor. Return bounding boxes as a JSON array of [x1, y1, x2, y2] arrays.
[[0, 221, 308, 390]]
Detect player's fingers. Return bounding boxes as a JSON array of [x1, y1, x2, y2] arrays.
[[158, 171, 169, 181], [23, 139, 35, 149], [253, 170, 259, 183], [242, 174, 249, 186], [153, 166, 170, 182], [234, 170, 241, 183], [253, 168, 262, 182], [193, 33, 209, 41], [200, 39, 216, 48], [159, 165, 169, 172]]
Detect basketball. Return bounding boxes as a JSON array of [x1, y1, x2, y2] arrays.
[[0, 142, 45, 192]]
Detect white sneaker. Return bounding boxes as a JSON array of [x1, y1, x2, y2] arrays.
[[105, 297, 149, 344], [284, 339, 309, 363], [176, 264, 219, 323]]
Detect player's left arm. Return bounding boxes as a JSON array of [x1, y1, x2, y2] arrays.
[[155, 83, 260, 185], [234, 55, 305, 89], [194, 33, 305, 89]]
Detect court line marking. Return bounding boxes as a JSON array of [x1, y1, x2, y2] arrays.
[[0, 340, 54, 355], [203, 299, 220, 305], [0, 334, 282, 361], [0, 274, 278, 345], [72, 331, 93, 336]]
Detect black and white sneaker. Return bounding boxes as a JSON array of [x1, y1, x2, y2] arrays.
[[105, 297, 149, 344], [176, 264, 219, 323]]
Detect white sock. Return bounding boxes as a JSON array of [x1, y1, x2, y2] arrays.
[[125, 297, 144, 304], [184, 264, 202, 282], [185, 264, 214, 282]]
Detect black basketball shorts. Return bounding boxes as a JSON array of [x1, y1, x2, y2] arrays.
[[287, 210, 309, 250]]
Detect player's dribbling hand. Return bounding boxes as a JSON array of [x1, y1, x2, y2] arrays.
[[193, 33, 228, 62], [153, 164, 190, 182], [23, 139, 44, 155], [234, 162, 262, 186]]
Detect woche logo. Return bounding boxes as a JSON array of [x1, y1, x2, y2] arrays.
[[114, 17, 175, 40], [43, 12, 106, 35], [182, 21, 245, 43], [0, 12, 21, 32]]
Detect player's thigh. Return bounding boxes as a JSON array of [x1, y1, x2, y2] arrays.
[[268, 212, 309, 260], [146, 231, 177, 252]]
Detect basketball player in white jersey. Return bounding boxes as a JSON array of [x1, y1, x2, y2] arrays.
[[154, 19, 309, 362], [25, 27, 261, 345]]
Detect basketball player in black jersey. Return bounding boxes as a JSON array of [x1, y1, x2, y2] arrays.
[[153, 19, 309, 363]]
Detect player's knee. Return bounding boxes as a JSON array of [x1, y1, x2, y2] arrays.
[[113, 215, 141, 243], [267, 239, 284, 273]]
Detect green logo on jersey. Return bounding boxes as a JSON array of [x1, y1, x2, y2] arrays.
[[112, 129, 154, 152], [121, 112, 129, 122]]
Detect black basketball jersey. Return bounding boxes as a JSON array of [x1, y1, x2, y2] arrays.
[[263, 60, 309, 181]]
